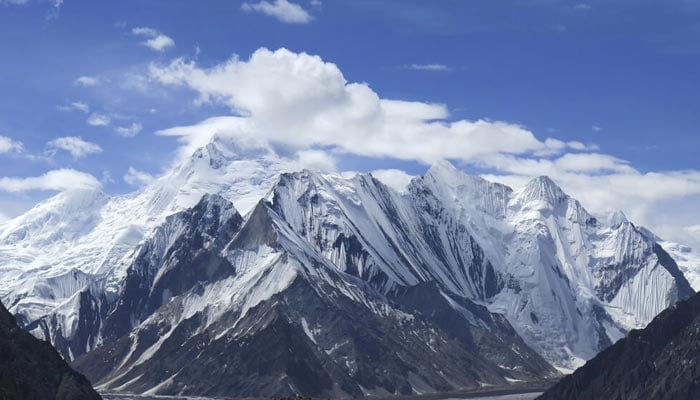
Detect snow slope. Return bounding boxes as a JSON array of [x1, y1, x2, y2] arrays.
[[0, 135, 292, 356], [0, 135, 694, 378]]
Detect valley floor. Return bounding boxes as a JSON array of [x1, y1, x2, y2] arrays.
[[101, 381, 551, 400]]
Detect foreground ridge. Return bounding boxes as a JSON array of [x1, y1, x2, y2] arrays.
[[538, 291, 700, 400], [0, 300, 101, 400]]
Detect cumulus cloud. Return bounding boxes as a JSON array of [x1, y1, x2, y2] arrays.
[[402, 64, 452, 72], [241, 0, 313, 24], [294, 149, 337, 172], [87, 113, 111, 126], [123, 167, 155, 186], [147, 47, 700, 248], [372, 169, 414, 193], [47, 136, 102, 159], [149, 48, 584, 164], [0, 136, 24, 154], [74, 76, 98, 87], [115, 122, 143, 137], [0, 169, 101, 192], [131, 26, 175, 52]]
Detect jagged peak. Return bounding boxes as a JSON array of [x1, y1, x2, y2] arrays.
[[424, 159, 511, 191], [606, 209, 630, 229], [515, 175, 568, 205]]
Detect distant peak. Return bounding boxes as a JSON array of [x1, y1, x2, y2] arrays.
[[427, 159, 459, 176], [516, 176, 568, 205], [607, 209, 629, 229]]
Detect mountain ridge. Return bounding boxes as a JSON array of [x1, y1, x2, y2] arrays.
[[0, 136, 695, 396]]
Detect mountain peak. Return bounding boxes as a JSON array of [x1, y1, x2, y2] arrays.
[[607, 209, 629, 229], [426, 159, 460, 179], [516, 175, 568, 205]]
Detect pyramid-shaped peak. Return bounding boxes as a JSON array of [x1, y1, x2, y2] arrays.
[[426, 159, 460, 178], [425, 159, 483, 186], [517, 176, 568, 205], [607, 209, 629, 229]]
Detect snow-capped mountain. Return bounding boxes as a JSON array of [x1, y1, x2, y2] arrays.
[[74, 194, 556, 397], [0, 135, 694, 397], [0, 136, 293, 351]]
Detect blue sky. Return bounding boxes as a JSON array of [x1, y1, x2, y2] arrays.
[[1, 0, 699, 245]]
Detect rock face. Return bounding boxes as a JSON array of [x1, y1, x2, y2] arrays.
[[72, 196, 557, 398], [0, 136, 695, 397], [538, 291, 700, 400], [0, 300, 101, 400]]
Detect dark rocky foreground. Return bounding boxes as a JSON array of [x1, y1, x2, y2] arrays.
[[0, 300, 101, 400], [538, 291, 700, 400]]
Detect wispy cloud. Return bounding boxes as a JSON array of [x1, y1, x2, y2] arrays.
[[574, 3, 591, 10], [46, 136, 102, 159], [123, 167, 154, 186], [0, 136, 25, 154], [401, 63, 452, 72], [131, 26, 175, 52], [57, 101, 90, 113], [74, 76, 99, 87], [87, 113, 111, 127], [241, 0, 313, 24], [0, 169, 101, 192], [115, 122, 143, 138]]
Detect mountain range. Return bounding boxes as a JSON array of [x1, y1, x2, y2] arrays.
[[0, 135, 697, 397]]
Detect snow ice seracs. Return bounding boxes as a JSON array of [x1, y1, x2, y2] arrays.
[[0, 135, 694, 372]]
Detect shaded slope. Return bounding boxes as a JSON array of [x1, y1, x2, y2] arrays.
[[538, 291, 700, 400], [0, 300, 101, 400], [72, 198, 557, 398]]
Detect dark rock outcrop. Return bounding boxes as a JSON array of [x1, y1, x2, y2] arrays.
[[0, 300, 101, 400], [538, 292, 700, 400]]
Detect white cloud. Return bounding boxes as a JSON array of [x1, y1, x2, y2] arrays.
[[372, 169, 414, 193], [592, 125, 602, 132], [47, 136, 102, 159], [147, 47, 700, 249], [115, 122, 143, 138], [150, 48, 583, 164], [574, 3, 591, 10], [57, 101, 90, 113], [403, 64, 452, 72], [0, 0, 30, 5], [241, 0, 313, 24], [123, 167, 154, 187], [0, 169, 101, 192], [0, 136, 24, 154], [87, 113, 111, 126], [74, 76, 98, 87], [0, 211, 8, 223], [71, 101, 90, 113], [131, 26, 175, 52], [294, 149, 337, 172]]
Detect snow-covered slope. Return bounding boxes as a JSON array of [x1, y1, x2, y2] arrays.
[[260, 162, 693, 370], [0, 134, 694, 386], [73, 195, 556, 398], [0, 136, 292, 357], [660, 242, 700, 291]]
